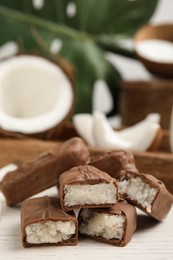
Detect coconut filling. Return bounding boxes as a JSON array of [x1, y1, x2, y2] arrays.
[[118, 175, 158, 213], [64, 183, 117, 206], [79, 209, 125, 240], [25, 220, 76, 244]]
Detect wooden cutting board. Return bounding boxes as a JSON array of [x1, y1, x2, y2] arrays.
[[0, 138, 173, 193]]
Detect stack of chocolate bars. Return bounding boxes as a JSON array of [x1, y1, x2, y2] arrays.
[[0, 137, 172, 248]]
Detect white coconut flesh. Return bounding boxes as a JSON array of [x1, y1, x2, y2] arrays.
[[93, 112, 131, 150], [0, 55, 73, 134], [73, 114, 95, 146], [73, 112, 160, 152], [119, 113, 160, 141]]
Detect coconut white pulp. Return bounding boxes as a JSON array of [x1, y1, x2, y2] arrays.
[[119, 174, 158, 213], [0, 55, 73, 134], [64, 183, 117, 206], [73, 112, 160, 152], [79, 208, 125, 240], [25, 220, 75, 244], [135, 39, 173, 63]]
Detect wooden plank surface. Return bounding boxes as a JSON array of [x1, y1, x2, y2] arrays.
[[1, 138, 173, 193], [0, 139, 59, 168]]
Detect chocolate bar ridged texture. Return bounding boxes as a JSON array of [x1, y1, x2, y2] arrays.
[[118, 171, 173, 221], [89, 151, 138, 179], [59, 165, 119, 211], [21, 196, 78, 247], [0, 137, 89, 206], [78, 200, 137, 247]]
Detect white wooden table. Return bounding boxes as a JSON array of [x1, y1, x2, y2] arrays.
[[0, 170, 173, 260]]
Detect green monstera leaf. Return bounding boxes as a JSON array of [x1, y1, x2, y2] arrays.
[[0, 0, 159, 114]]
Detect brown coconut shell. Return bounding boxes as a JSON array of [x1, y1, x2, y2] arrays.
[[134, 23, 173, 78], [0, 53, 76, 140]]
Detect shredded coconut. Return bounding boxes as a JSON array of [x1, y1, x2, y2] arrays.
[[64, 183, 117, 206], [79, 209, 125, 240], [25, 220, 75, 244], [119, 175, 158, 213]]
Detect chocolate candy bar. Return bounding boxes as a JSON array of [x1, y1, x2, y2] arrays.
[[90, 151, 138, 179], [118, 171, 173, 221], [59, 165, 119, 211], [78, 200, 137, 247], [0, 137, 89, 206], [21, 196, 78, 247]]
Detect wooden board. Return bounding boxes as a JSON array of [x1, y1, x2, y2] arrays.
[[0, 139, 59, 168], [0, 138, 173, 193]]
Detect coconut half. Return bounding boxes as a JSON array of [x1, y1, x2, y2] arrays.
[[0, 55, 74, 138]]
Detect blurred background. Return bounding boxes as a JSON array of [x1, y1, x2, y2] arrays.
[[98, 0, 173, 116], [0, 0, 173, 127]]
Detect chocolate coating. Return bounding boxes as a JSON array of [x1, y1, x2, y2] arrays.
[[78, 200, 137, 247], [119, 171, 173, 221], [21, 196, 78, 247], [0, 137, 89, 206], [89, 151, 138, 179], [59, 165, 119, 211]]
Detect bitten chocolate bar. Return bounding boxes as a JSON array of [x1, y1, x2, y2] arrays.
[[0, 137, 89, 206], [59, 165, 119, 211], [118, 171, 173, 221], [21, 196, 78, 247], [90, 151, 138, 179], [78, 200, 137, 247]]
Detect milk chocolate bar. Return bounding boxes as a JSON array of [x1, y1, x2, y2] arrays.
[[0, 137, 89, 206], [90, 151, 138, 179], [21, 196, 78, 247], [78, 200, 137, 247], [59, 165, 119, 211], [118, 171, 173, 221]]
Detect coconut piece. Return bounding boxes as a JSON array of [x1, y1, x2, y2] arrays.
[[73, 112, 161, 151], [78, 200, 137, 247], [21, 196, 78, 247], [0, 137, 89, 206], [73, 114, 95, 145], [118, 171, 173, 221], [0, 55, 75, 139], [93, 112, 160, 151], [89, 150, 138, 179], [93, 112, 130, 149], [59, 165, 118, 211], [118, 113, 160, 141]]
